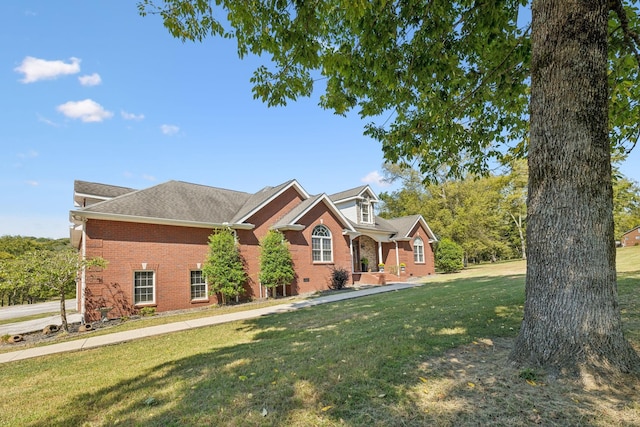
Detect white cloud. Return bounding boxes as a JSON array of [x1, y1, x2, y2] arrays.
[[17, 149, 39, 159], [25, 180, 39, 187], [142, 174, 156, 181], [78, 73, 102, 86], [361, 170, 391, 187], [56, 99, 113, 123], [37, 114, 60, 127], [121, 110, 145, 121], [160, 124, 179, 135], [15, 56, 81, 83]]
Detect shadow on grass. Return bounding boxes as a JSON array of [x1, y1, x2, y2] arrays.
[[23, 273, 636, 426]]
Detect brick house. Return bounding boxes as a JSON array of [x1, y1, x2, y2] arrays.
[[621, 226, 640, 247], [70, 179, 437, 321]]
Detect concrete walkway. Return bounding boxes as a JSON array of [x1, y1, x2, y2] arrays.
[[0, 282, 421, 364]]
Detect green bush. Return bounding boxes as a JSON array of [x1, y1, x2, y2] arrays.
[[139, 307, 156, 317], [435, 238, 464, 273], [203, 228, 247, 304], [329, 266, 350, 290], [259, 230, 295, 297]]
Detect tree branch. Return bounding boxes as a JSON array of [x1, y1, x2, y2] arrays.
[[610, 0, 640, 67]]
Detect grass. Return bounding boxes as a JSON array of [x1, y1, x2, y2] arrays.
[[0, 247, 638, 426]]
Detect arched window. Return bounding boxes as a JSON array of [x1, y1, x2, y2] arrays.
[[312, 225, 332, 262], [413, 237, 424, 263]]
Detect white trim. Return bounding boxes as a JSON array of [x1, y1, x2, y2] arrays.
[[394, 241, 400, 277], [286, 194, 357, 233], [190, 269, 208, 301], [234, 180, 310, 224], [311, 224, 333, 263], [272, 224, 305, 231], [133, 270, 156, 305], [80, 220, 87, 323], [70, 210, 255, 231], [403, 216, 438, 243], [332, 186, 381, 204], [413, 237, 425, 264]]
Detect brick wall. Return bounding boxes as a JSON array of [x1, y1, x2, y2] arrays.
[[83, 220, 212, 320], [622, 227, 640, 247]]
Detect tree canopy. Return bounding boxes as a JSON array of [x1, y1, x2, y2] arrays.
[[140, 0, 640, 179]]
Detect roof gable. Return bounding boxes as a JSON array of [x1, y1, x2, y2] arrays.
[[385, 214, 438, 242], [231, 180, 310, 224], [329, 185, 379, 204], [272, 194, 356, 232]]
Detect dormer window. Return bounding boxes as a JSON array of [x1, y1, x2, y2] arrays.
[[360, 196, 373, 224]]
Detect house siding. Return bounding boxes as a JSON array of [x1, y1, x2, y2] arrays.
[[621, 227, 640, 247], [81, 219, 213, 321]]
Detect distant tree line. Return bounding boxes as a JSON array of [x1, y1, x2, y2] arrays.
[[378, 161, 640, 266], [0, 235, 72, 306]]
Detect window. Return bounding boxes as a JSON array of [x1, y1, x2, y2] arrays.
[[312, 225, 332, 262], [414, 237, 425, 263], [360, 197, 372, 224], [134, 271, 155, 304], [190, 270, 207, 300]]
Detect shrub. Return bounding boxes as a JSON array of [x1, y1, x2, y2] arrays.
[[139, 307, 156, 317], [435, 238, 464, 273], [330, 266, 350, 290], [203, 228, 247, 304], [259, 230, 295, 297]]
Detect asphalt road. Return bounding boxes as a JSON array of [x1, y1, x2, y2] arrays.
[[0, 299, 80, 336]]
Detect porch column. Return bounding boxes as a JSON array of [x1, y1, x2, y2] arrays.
[[394, 240, 400, 277], [349, 235, 354, 273], [378, 241, 383, 267]]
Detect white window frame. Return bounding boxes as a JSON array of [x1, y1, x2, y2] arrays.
[[360, 197, 373, 224], [413, 237, 425, 264], [312, 225, 333, 263], [134, 270, 155, 305], [190, 270, 208, 301]]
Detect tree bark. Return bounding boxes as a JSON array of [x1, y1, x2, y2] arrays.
[[509, 212, 527, 260], [509, 0, 639, 377], [60, 290, 68, 332]]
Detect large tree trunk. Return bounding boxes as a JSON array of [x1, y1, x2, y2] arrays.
[[509, 0, 639, 377]]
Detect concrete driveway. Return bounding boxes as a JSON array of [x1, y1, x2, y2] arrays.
[[0, 299, 80, 336]]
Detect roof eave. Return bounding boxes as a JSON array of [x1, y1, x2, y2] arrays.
[[272, 224, 306, 231], [70, 210, 255, 230]]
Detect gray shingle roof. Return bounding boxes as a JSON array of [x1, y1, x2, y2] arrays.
[[81, 180, 251, 224], [74, 180, 136, 199], [384, 215, 437, 241], [328, 185, 368, 202]]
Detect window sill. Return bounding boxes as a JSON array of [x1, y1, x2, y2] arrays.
[[134, 303, 157, 308], [190, 299, 209, 304]]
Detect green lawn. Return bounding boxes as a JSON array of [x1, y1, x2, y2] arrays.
[[0, 247, 638, 426]]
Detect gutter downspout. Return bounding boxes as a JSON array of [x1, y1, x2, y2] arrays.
[[80, 219, 87, 324]]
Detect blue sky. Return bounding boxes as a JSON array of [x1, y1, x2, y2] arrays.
[[2, 2, 640, 239]]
